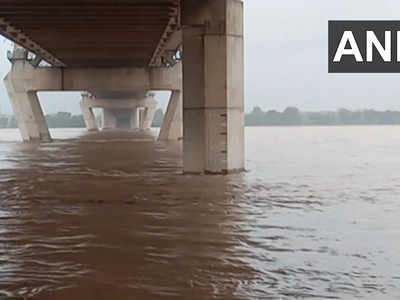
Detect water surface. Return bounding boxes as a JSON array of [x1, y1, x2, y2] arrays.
[[0, 126, 399, 300]]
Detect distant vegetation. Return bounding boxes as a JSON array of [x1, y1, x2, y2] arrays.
[[2, 107, 400, 129], [46, 112, 85, 128], [245, 107, 400, 126], [0, 112, 85, 129], [0, 109, 166, 129]]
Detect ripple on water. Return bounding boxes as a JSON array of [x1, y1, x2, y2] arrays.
[[0, 128, 399, 299]]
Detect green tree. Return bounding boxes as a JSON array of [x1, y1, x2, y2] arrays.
[[281, 107, 302, 125]]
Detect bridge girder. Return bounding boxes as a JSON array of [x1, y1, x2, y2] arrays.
[[0, 0, 181, 68]]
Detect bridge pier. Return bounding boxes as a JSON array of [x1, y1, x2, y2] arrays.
[[131, 107, 139, 130], [1, 0, 245, 174], [159, 90, 183, 141], [80, 92, 159, 132], [80, 96, 98, 131], [3, 55, 182, 139], [182, 0, 244, 174], [3, 49, 51, 142], [4, 24, 245, 173], [102, 109, 117, 130], [141, 100, 157, 131]]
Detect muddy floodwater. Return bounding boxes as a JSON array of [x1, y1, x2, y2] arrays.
[[0, 127, 399, 300]]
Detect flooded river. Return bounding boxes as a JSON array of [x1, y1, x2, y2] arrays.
[[0, 127, 399, 299]]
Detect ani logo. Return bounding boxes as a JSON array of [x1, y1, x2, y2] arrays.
[[329, 21, 400, 73]]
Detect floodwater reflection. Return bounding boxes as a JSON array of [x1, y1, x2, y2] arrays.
[[0, 130, 259, 300], [0, 127, 399, 299]]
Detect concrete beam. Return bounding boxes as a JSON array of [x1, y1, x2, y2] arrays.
[[149, 7, 180, 67], [0, 18, 65, 67], [6, 62, 182, 93], [82, 96, 156, 110]]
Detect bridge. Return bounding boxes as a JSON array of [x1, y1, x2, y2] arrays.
[[0, 0, 244, 174]]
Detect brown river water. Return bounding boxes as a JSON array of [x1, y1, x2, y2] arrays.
[[0, 127, 399, 300]]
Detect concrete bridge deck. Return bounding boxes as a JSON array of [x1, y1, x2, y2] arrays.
[[0, 0, 180, 67]]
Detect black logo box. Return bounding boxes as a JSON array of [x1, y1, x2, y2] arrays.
[[329, 21, 400, 73]]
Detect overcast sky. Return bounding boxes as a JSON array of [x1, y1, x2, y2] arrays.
[[1, 0, 400, 115]]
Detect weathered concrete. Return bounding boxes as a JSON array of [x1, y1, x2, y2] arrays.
[[4, 63, 182, 92], [102, 109, 117, 130], [141, 96, 158, 130], [5, 55, 178, 140], [1, 2, 245, 175], [139, 109, 146, 130], [131, 107, 139, 130], [80, 95, 98, 131], [81, 93, 158, 131], [182, 0, 245, 174], [159, 90, 183, 141], [3, 55, 181, 139], [0, 2, 181, 68], [142, 107, 156, 130], [4, 48, 51, 142], [82, 94, 157, 110]]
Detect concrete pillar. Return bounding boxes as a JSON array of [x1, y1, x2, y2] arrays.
[[3, 64, 51, 142], [159, 90, 183, 141], [182, 0, 244, 174], [80, 96, 98, 131], [130, 107, 139, 130], [138, 108, 145, 130], [6, 116, 13, 128], [102, 109, 117, 130], [142, 107, 156, 130]]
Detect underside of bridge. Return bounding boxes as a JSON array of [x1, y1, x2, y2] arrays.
[[0, 0, 181, 67], [1, 0, 245, 174]]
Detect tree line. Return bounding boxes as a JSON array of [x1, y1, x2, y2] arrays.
[[0, 109, 166, 129], [2, 107, 400, 129], [0, 112, 85, 128], [245, 107, 400, 126]]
